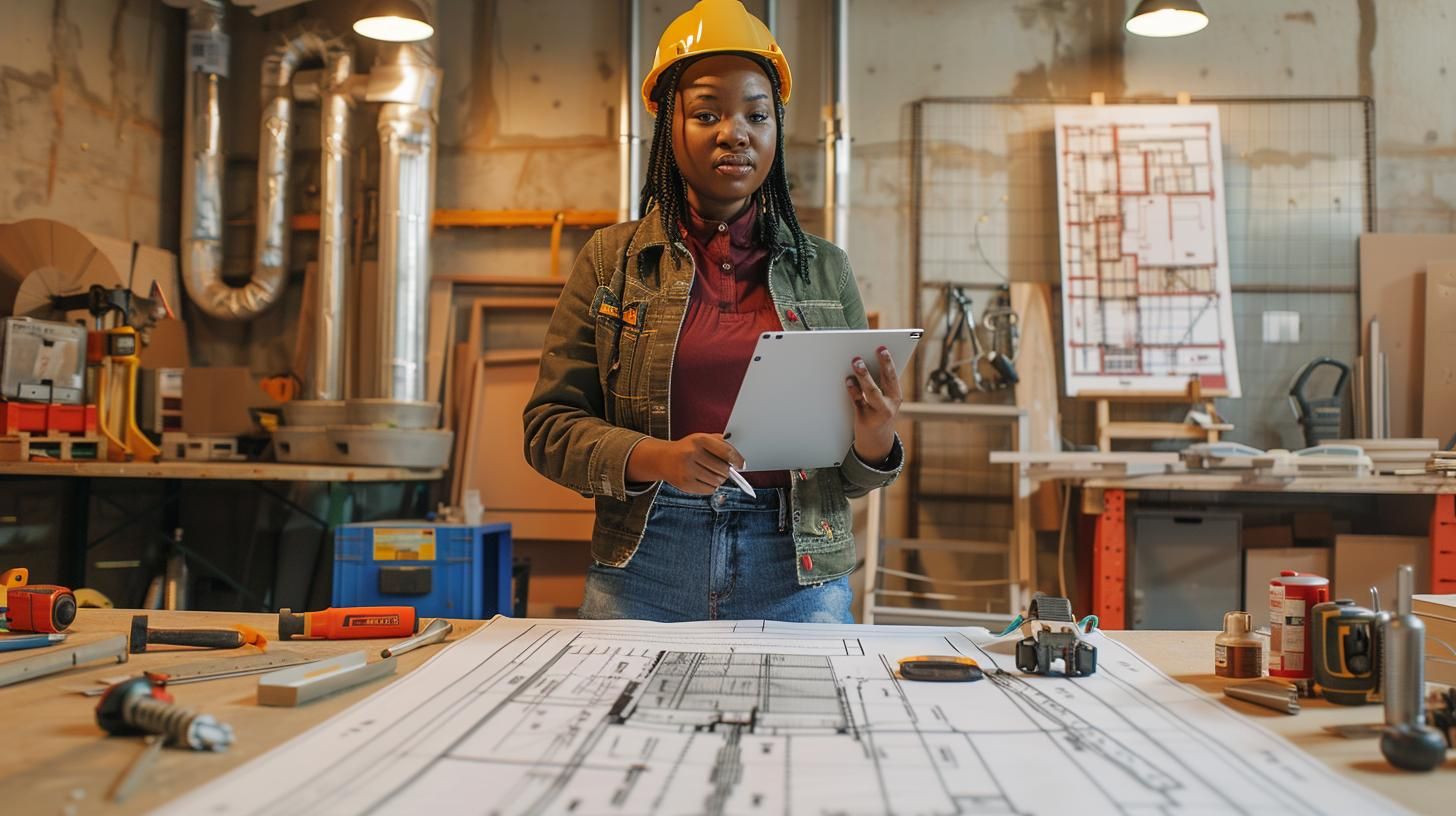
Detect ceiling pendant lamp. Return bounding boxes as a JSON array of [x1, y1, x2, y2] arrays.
[[1125, 0, 1209, 38], [353, 0, 435, 43]]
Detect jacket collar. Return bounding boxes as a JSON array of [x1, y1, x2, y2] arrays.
[[627, 204, 817, 263]]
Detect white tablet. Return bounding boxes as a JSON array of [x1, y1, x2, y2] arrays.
[[723, 328, 923, 472]]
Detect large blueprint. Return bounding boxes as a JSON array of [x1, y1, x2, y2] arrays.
[[159, 617, 1403, 815]]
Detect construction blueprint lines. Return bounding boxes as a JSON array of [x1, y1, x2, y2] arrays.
[[157, 618, 1404, 816], [1055, 105, 1241, 397]]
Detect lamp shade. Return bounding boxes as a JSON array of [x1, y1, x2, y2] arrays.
[[1125, 0, 1209, 38], [353, 0, 434, 42]]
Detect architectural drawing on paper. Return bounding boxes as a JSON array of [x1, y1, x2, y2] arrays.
[[159, 618, 1404, 816], [1055, 105, 1242, 397]]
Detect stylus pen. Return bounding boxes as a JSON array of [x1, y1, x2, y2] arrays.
[[727, 466, 757, 498]]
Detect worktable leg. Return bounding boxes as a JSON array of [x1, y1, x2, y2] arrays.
[[1432, 494, 1456, 594], [1093, 488, 1127, 629], [305, 483, 350, 610], [63, 477, 92, 588], [1011, 414, 1033, 613]]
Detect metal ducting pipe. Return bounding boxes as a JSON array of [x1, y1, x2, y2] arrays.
[[366, 44, 441, 402], [312, 48, 354, 400], [180, 0, 232, 318], [251, 28, 332, 316], [181, 0, 332, 322], [618, 0, 642, 222]]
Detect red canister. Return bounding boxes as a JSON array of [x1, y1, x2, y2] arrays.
[[1269, 570, 1330, 679]]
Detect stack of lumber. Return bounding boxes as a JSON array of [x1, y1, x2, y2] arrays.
[[1328, 438, 1439, 474]]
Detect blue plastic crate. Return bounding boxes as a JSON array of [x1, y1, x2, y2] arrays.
[[333, 522, 513, 618]]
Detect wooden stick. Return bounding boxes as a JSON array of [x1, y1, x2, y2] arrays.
[[0, 634, 127, 687]]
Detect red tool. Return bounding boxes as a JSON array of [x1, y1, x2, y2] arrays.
[[278, 607, 418, 640], [1269, 570, 1329, 681], [6, 585, 78, 633]]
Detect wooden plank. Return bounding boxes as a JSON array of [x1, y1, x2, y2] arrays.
[[897, 402, 1024, 422], [1011, 283, 1062, 532], [432, 209, 617, 229], [426, 277, 454, 408], [485, 510, 594, 542], [1359, 234, 1456, 437], [256, 652, 397, 707], [990, 452, 1181, 466], [432, 274, 567, 288], [469, 358, 594, 533], [0, 461, 441, 482], [1423, 260, 1456, 446], [1084, 472, 1456, 495], [3, 609, 485, 814]]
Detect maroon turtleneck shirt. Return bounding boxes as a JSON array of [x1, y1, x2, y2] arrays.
[[670, 203, 789, 489]]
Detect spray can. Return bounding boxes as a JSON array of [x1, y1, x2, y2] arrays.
[[1214, 611, 1263, 678], [1310, 597, 1382, 705], [1269, 570, 1329, 680], [1379, 565, 1447, 771]]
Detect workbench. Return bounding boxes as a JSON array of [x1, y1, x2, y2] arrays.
[[2, 610, 1447, 815], [1063, 471, 1456, 629], [0, 462, 443, 610]]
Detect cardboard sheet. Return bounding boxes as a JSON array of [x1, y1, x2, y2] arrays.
[[1357, 233, 1456, 438]]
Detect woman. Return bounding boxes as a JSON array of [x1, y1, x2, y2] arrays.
[[524, 0, 903, 623]]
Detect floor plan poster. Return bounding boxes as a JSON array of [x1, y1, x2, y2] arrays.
[[159, 618, 1403, 816], [1055, 105, 1241, 397]]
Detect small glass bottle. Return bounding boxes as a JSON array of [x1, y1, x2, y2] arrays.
[[1215, 611, 1263, 678]]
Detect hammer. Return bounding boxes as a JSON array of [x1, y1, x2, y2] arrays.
[[128, 615, 267, 654]]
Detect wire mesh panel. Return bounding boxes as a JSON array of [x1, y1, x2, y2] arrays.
[[900, 97, 1372, 587], [912, 96, 1373, 449]]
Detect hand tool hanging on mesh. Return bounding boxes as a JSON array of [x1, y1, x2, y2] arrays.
[[926, 284, 1019, 400]]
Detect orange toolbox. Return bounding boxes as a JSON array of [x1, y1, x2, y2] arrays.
[[0, 401, 97, 436]]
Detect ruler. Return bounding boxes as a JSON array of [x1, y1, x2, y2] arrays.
[[78, 650, 318, 696]]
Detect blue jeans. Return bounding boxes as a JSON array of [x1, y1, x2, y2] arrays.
[[580, 483, 854, 623]]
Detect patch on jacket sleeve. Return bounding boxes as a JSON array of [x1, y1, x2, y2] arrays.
[[591, 286, 623, 322], [620, 301, 647, 328]]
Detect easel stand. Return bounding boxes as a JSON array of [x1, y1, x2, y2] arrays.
[[1089, 380, 1231, 452]]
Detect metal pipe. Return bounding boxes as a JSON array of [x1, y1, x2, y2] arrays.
[[179, 0, 233, 319], [311, 48, 354, 401], [254, 29, 331, 311], [764, 0, 778, 34], [618, 0, 642, 222], [367, 45, 441, 401], [823, 0, 850, 247]]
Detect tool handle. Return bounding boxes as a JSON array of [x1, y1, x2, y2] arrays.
[[146, 629, 246, 650], [1289, 357, 1351, 415]]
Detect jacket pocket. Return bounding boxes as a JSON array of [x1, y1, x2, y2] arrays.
[[792, 470, 854, 550], [608, 324, 653, 431], [796, 301, 850, 329]]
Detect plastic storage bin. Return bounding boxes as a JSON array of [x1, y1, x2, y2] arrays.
[[333, 522, 513, 618]]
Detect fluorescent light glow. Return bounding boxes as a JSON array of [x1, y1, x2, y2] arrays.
[[1126, 8, 1208, 37], [353, 15, 434, 42]]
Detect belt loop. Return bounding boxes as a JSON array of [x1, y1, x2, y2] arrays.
[[777, 488, 787, 532]]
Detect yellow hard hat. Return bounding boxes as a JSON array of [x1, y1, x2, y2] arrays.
[[641, 0, 792, 115]]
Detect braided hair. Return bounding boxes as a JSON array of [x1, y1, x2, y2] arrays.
[[639, 54, 811, 279]]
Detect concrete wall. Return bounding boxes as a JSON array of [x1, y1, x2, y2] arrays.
[[0, 0, 179, 246]]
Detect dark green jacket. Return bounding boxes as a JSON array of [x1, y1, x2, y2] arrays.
[[523, 208, 903, 585]]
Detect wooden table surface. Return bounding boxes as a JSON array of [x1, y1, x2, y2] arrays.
[[0, 461, 443, 481], [3, 611, 1449, 815]]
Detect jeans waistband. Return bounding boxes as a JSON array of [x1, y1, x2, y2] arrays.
[[655, 482, 784, 512]]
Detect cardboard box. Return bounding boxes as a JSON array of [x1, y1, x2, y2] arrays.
[[1333, 535, 1428, 607], [1244, 547, 1330, 629], [181, 367, 279, 436], [1243, 525, 1294, 549], [1414, 594, 1456, 687], [1292, 511, 1335, 541]]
